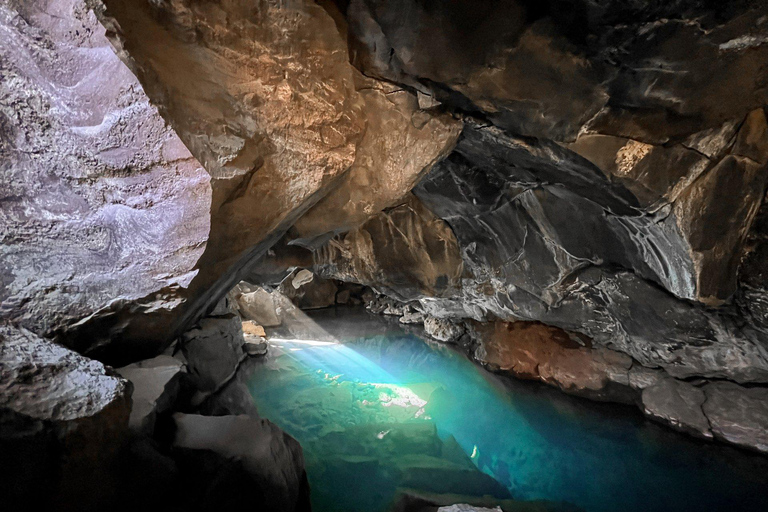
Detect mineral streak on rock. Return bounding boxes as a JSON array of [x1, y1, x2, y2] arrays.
[[0, 0, 212, 339]]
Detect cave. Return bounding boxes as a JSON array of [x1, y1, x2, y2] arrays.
[[3, 0, 768, 511]]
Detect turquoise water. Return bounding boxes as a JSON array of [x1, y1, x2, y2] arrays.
[[247, 308, 768, 512]]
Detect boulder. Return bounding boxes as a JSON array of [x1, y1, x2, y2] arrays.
[[232, 285, 282, 328], [424, 317, 465, 343], [172, 413, 310, 512], [280, 270, 339, 310], [0, 325, 130, 510], [181, 315, 245, 394], [116, 355, 184, 435]]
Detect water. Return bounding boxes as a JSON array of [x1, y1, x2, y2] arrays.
[[246, 308, 768, 512]]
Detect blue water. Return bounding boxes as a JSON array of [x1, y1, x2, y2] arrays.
[[247, 308, 768, 512]]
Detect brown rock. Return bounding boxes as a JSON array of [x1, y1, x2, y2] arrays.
[[313, 194, 463, 300], [474, 321, 633, 401]]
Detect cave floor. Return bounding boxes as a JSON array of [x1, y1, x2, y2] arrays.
[[242, 307, 768, 512]]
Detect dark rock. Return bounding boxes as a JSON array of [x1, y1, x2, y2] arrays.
[[116, 355, 184, 435], [702, 381, 768, 454], [181, 315, 245, 396], [641, 378, 712, 439], [0, 325, 131, 510], [172, 413, 310, 512]]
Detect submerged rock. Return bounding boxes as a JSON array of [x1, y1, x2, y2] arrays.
[[0, 325, 130, 510]]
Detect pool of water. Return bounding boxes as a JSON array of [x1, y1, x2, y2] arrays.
[[246, 307, 768, 512]]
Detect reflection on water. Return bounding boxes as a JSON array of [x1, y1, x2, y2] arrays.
[[247, 308, 768, 512]]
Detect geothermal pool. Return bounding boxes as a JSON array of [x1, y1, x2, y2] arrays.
[[246, 308, 768, 512]]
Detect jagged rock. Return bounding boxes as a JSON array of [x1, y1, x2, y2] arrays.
[[172, 413, 310, 512], [181, 315, 245, 395], [279, 270, 339, 310], [423, 317, 465, 343], [342, 1, 768, 143], [231, 284, 282, 328], [292, 76, 462, 244], [702, 381, 768, 454], [0, 0, 211, 344], [314, 194, 463, 300], [0, 325, 131, 510], [641, 379, 712, 439], [116, 355, 184, 435], [400, 309, 426, 325]]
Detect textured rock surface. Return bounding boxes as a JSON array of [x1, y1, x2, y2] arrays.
[[641, 378, 712, 439], [0, 0, 211, 341], [342, 0, 768, 143], [172, 413, 310, 512], [702, 381, 768, 453], [180, 315, 245, 394], [116, 354, 184, 434], [0, 324, 131, 509], [314, 194, 463, 300]]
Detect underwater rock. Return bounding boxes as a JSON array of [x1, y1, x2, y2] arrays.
[[0, 325, 130, 510], [172, 413, 310, 512], [116, 354, 184, 435]]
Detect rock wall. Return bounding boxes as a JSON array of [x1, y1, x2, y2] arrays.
[[0, 0, 211, 344]]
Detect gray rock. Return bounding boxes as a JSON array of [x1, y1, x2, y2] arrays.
[[424, 316, 465, 343], [0, 0, 211, 346], [181, 315, 245, 394], [702, 381, 768, 454], [0, 325, 131, 509], [116, 355, 184, 434], [641, 378, 712, 439], [232, 284, 282, 327], [172, 413, 309, 512]]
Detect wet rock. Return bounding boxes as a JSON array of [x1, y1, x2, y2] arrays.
[[474, 322, 634, 402], [0, 325, 131, 510], [116, 355, 184, 435], [400, 309, 426, 325], [641, 379, 712, 439], [242, 321, 268, 356], [0, 0, 211, 344], [424, 317, 465, 344], [702, 382, 768, 454], [172, 413, 310, 512], [181, 315, 245, 395]]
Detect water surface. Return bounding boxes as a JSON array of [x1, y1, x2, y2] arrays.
[[247, 308, 768, 512]]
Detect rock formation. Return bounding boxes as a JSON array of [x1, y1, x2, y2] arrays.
[[3, 0, 768, 508]]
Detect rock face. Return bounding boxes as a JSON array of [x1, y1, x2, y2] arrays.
[[172, 413, 310, 512], [181, 314, 246, 395], [116, 354, 184, 434], [314, 194, 463, 300], [472, 319, 768, 453], [0, 324, 131, 510], [0, 0, 211, 344], [343, 0, 768, 143]]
